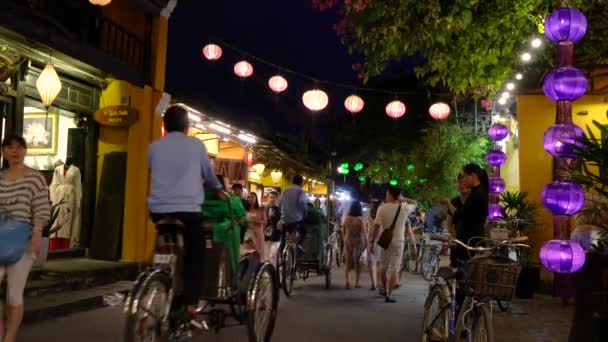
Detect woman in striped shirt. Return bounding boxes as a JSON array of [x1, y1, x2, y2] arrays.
[[0, 134, 50, 342]]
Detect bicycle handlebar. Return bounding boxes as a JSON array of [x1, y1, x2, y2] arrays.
[[430, 234, 530, 252]]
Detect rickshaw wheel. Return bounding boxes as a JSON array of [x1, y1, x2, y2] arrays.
[[246, 263, 279, 342], [280, 245, 295, 297]]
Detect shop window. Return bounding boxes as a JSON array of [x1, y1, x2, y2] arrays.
[[23, 105, 77, 171]]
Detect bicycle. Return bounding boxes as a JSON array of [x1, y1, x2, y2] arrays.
[[124, 196, 279, 342], [278, 229, 298, 297], [421, 234, 529, 342], [327, 228, 343, 268]]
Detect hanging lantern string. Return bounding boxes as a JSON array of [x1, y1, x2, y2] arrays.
[[207, 35, 453, 98]]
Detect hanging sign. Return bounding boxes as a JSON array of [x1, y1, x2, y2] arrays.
[[94, 105, 138, 127]]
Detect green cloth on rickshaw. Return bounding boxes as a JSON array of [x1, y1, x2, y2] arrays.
[[201, 192, 246, 272]]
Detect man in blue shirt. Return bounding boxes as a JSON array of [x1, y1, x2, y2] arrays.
[[279, 174, 308, 251], [148, 105, 222, 315]]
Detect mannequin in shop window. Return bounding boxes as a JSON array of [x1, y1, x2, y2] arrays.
[[49, 156, 82, 249]]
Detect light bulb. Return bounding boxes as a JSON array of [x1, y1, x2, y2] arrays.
[[506, 82, 515, 91], [521, 52, 532, 62], [531, 38, 542, 48], [515, 73, 523, 80], [498, 98, 507, 105]]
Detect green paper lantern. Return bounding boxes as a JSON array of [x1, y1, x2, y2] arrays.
[[340, 163, 349, 169], [406, 180, 413, 186], [354, 163, 364, 171], [389, 179, 398, 186], [407, 164, 415, 171], [358, 175, 366, 182]]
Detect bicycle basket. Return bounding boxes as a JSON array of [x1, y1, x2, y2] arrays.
[[462, 255, 521, 301]]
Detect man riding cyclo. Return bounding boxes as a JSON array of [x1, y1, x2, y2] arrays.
[[278, 174, 308, 253], [148, 105, 224, 322]]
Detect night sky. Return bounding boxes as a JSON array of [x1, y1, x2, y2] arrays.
[[166, 1, 436, 165]]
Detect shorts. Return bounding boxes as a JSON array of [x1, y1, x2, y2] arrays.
[[380, 240, 405, 274], [0, 250, 35, 306]]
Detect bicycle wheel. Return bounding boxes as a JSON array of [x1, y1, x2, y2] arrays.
[[281, 245, 295, 297], [454, 301, 494, 342], [247, 263, 279, 342], [401, 242, 411, 274], [422, 251, 439, 281], [124, 271, 172, 342], [421, 285, 450, 342], [471, 304, 494, 342], [324, 246, 333, 289]]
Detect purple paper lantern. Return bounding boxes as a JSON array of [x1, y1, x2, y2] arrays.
[[544, 8, 588, 43], [543, 123, 585, 158], [543, 67, 588, 102], [540, 239, 586, 274], [486, 149, 507, 167], [488, 124, 509, 141], [541, 181, 585, 216], [489, 177, 506, 194], [488, 203, 504, 220]]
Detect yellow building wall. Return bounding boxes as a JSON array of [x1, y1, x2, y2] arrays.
[[94, 11, 169, 262], [516, 95, 608, 281]]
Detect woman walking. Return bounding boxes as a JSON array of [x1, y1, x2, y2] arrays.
[[245, 192, 267, 259], [0, 135, 50, 342], [341, 201, 367, 289]]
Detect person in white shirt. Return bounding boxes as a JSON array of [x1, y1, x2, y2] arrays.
[[371, 186, 416, 303]]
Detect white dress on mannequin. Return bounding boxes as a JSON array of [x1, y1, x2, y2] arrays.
[[50, 164, 82, 248]]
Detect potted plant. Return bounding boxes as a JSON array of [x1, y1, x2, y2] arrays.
[[34, 201, 65, 267], [500, 191, 540, 299], [567, 120, 608, 342]]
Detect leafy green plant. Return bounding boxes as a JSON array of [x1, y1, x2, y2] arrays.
[[568, 120, 608, 251], [42, 201, 65, 238], [500, 191, 537, 233]]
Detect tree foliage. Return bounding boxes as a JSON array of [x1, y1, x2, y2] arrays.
[[313, 0, 608, 95], [362, 122, 491, 207]]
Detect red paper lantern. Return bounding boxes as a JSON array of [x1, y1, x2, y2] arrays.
[[202, 44, 222, 61], [246, 151, 254, 167], [386, 100, 406, 119], [344, 94, 364, 114], [268, 75, 288, 93], [429, 102, 451, 120], [234, 61, 253, 78], [302, 89, 328, 111]]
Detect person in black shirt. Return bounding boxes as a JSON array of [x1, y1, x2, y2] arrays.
[[264, 191, 282, 263], [451, 164, 489, 267], [440, 173, 472, 267]]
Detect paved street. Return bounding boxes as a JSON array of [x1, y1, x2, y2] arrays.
[[19, 267, 573, 342]]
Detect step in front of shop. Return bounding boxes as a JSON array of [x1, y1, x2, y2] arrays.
[[23, 281, 132, 325]]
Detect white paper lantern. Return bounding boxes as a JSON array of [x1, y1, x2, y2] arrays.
[[271, 170, 283, 184], [234, 61, 253, 78], [385, 100, 406, 119], [36, 64, 62, 108], [268, 75, 288, 93], [302, 89, 328, 111], [252, 163, 266, 175], [429, 102, 451, 120], [344, 94, 364, 114], [202, 44, 222, 61], [89, 0, 112, 6]]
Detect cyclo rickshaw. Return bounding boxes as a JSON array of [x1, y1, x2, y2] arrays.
[[280, 205, 333, 296], [124, 192, 279, 342]]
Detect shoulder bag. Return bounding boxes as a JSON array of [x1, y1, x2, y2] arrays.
[[0, 213, 31, 264], [377, 204, 401, 250]]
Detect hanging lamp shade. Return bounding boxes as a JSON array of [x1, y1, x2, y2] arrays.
[[234, 61, 253, 78], [429, 102, 450, 120], [89, 0, 112, 5], [486, 149, 507, 167], [36, 64, 62, 109], [268, 75, 288, 93], [542, 67, 588, 102], [541, 181, 585, 216], [252, 163, 265, 175], [489, 177, 506, 194], [202, 44, 222, 61], [544, 8, 587, 43], [385, 100, 406, 119], [344, 94, 364, 114], [540, 239, 586, 274], [543, 123, 585, 158], [302, 89, 328, 111], [270, 170, 283, 184], [488, 124, 509, 141], [246, 151, 254, 167]]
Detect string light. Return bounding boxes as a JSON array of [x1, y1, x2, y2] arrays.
[[506, 82, 515, 90], [531, 38, 542, 48], [521, 52, 532, 62], [515, 73, 523, 80]]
